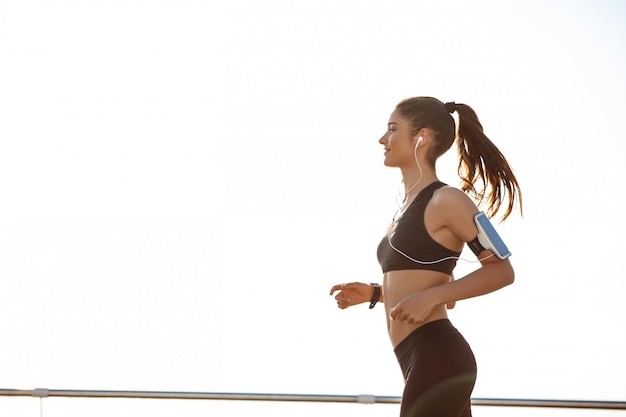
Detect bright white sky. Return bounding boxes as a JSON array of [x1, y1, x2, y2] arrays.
[[1, 1, 625, 416]]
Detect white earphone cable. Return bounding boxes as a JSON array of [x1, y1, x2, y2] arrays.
[[387, 233, 494, 265], [389, 137, 493, 265]]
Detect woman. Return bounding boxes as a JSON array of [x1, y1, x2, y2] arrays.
[[330, 97, 522, 417]]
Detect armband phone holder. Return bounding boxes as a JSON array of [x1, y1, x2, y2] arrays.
[[472, 211, 512, 260]]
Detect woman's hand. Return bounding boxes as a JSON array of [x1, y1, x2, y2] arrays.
[[329, 282, 373, 309], [389, 291, 436, 324]]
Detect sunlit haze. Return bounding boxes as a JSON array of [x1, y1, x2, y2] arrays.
[[1, 1, 625, 416]]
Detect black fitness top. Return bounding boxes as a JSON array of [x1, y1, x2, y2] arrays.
[[377, 181, 460, 275]]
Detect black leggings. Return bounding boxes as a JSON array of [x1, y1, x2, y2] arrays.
[[394, 319, 477, 417]]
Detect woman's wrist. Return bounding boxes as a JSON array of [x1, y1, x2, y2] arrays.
[[369, 283, 382, 309]]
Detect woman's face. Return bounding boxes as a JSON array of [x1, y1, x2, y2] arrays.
[[378, 109, 417, 168]]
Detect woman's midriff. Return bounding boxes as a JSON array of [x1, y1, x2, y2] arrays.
[[383, 269, 452, 348]]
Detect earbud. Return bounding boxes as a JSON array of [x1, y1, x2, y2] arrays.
[[415, 136, 423, 150]]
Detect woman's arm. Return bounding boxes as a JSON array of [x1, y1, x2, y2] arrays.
[[435, 185, 516, 301], [390, 256, 513, 323], [330, 282, 383, 309], [389, 188, 515, 323], [427, 256, 514, 305]]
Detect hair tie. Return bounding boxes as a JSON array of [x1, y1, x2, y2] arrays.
[[444, 101, 457, 114]]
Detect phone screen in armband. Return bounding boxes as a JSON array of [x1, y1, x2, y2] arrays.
[[473, 212, 512, 260]]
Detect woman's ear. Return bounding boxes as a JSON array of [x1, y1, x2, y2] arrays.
[[413, 128, 431, 146]]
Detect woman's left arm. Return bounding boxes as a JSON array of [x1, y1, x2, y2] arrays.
[[426, 255, 514, 307], [430, 186, 515, 303], [391, 255, 514, 324], [389, 188, 514, 324]]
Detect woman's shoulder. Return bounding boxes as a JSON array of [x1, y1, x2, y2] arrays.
[[431, 184, 481, 241], [432, 184, 479, 215], [434, 184, 474, 203]]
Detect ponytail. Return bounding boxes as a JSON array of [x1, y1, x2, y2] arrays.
[[395, 97, 522, 220], [454, 103, 522, 221]]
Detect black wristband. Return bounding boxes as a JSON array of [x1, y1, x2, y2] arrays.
[[369, 283, 381, 309]]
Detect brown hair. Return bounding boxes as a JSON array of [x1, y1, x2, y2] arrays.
[[396, 96, 522, 220]]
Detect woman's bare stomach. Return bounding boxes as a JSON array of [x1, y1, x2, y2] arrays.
[[383, 270, 451, 347]]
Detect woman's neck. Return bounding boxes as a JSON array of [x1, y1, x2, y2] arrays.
[[401, 168, 438, 196]]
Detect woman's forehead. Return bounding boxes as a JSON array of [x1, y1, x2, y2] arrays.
[[388, 109, 408, 124]]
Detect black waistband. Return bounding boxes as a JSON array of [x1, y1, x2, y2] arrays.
[[394, 319, 457, 359]]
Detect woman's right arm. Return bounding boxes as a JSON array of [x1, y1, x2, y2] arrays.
[[330, 282, 383, 309]]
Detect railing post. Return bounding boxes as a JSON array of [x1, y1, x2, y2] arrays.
[[357, 394, 376, 404], [31, 389, 49, 398]]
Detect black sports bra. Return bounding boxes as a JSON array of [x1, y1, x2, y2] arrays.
[[377, 181, 461, 274]]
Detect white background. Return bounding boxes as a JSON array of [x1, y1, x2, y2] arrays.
[[1, 0, 625, 416]]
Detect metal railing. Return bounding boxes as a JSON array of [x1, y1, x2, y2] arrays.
[[1, 389, 625, 410]]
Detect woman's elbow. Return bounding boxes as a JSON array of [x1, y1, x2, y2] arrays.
[[488, 259, 515, 288], [502, 261, 515, 286], [505, 269, 515, 286]]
